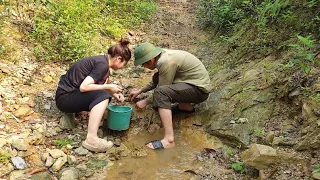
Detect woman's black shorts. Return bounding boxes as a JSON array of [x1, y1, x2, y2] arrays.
[[55, 87, 111, 113]]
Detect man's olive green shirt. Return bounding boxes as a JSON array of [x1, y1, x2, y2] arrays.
[[141, 49, 211, 94]]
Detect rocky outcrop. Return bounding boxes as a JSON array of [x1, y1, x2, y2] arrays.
[[295, 101, 320, 150]]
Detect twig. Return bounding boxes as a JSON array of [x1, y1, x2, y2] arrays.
[[25, 167, 47, 175], [146, 111, 154, 129], [10, 113, 20, 122]]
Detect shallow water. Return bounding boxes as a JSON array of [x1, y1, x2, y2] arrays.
[[106, 116, 222, 180]]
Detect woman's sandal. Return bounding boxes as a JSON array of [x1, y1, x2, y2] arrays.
[[82, 138, 113, 152]]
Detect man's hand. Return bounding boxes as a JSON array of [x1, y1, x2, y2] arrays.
[[113, 93, 125, 102], [129, 89, 142, 101]]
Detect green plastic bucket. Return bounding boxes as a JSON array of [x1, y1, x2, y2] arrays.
[[107, 105, 132, 130]]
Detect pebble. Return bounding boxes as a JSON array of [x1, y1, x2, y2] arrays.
[[11, 156, 27, 169]]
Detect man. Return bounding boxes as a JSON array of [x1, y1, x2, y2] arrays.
[[129, 42, 211, 150]]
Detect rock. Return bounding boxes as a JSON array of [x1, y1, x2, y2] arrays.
[[11, 157, 27, 170], [52, 156, 67, 172], [0, 163, 14, 177], [41, 152, 50, 162], [295, 102, 320, 150], [27, 130, 45, 145], [30, 171, 53, 180], [74, 146, 88, 156], [47, 128, 58, 137], [12, 139, 29, 151], [312, 83, 320, 92], [0, 138, 7, 148], [49, 149, 66, 159], [302, 102, 317, 126], [313, 172, 320, 180], [84, 168, 94, 177], [241, 144, 305, 171], [42, 76, 53, 83], [44, 104, 51, 110], [59, 114, 76, 130], [0, 122, 5, 129], [43, 91, 53, 98], [27, 153, 43, 167], [45, 156, 54, 167], [60, 167, 79, 180], [87, 157, 108, 170], [32, 124, 45, 133], [17, 148, 35, 158], [243, 69, 260, 81], [265, 131, 275, 145], [237, 118, 248, 124], [0, 64, 11, 74], [272, 137, 285, 146], [288, 88, 301, 97], [276, 151, 305, 165], [241, 144, 277, 170], [13, 105, 33, 118], [67, 155, 76, 165], [8, 170, 26, 180], [75, 164, 87, 171]]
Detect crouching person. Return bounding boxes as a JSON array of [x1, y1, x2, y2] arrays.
[[129, 42, 211, 150], [55, 39, 131, 152]]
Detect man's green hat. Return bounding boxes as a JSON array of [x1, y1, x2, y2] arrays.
[[134, 42, 163, 66]]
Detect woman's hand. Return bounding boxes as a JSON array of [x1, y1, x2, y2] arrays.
[[113, 93, 125, 102], [107, 84, 123, 94], [129, 89, 142, 101]]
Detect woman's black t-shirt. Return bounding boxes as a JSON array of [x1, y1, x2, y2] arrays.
[[58, 55, 109, 92]]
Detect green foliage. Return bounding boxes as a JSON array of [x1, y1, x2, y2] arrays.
[[284, 35, 316, 74], [196, 0, 245, 33], [87, 157, 108, 170], [253, 129, 265, 136], [311, 93, 320, 103], [197, 0, 320, 69], [0, 45, 7, 55], [231, 161, 245, 173], [313, 164, 320, 174], [18, 0, 156, 62], [0, 151, 13, 164], [256, 0, 291, 27], [52, 138, 72, 147]]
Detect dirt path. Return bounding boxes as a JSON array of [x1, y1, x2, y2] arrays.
[[133, 0, 207, 54]]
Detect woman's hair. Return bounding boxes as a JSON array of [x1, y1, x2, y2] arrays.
[[107, 38, 131, 62]]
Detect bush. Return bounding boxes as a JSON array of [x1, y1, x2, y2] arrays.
[[15, 0, 156, 62], [196, 0, 246, 33], [197, 0, 320, 68]]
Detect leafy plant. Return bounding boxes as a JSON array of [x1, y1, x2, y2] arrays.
[[52, 138, 72, 147], [87, 157, 108, 170], [231, 161, 245, 173], [196, 0, 320, 70], [286, 35, 317, 74], [0, 151, 13, 164], [313, 164, 320, 174], [312, 93, 320, 103], [196, 0, 245, 33], [16, 0, 156, 63], [253, 129, 265, 136]]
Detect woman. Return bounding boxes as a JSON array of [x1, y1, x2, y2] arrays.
[[55, 39, 131, 152]]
